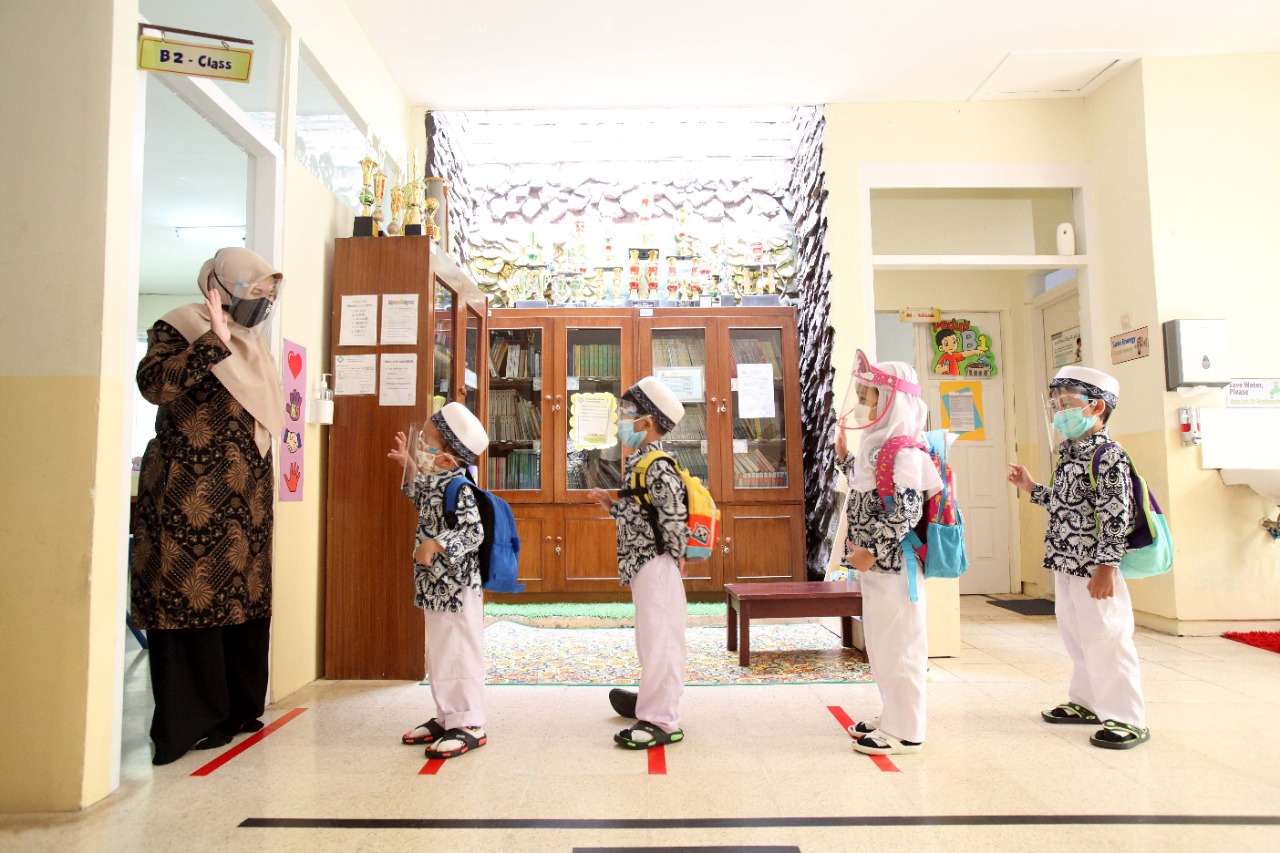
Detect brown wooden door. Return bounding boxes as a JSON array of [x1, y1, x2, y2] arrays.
[[483, 504, 560, 601], [720, 503, 805, 583], [486, 314, 553, 502], [559, 504, 625, 593]]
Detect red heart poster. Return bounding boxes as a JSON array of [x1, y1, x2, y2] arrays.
[[280, 340, 305, 502]]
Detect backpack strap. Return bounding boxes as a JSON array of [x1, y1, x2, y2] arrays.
[[443, 471, 479, 521], [874, 436, 928, 507], [618, 451, 675, 549]]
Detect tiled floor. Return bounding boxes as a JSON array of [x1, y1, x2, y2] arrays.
[[4, 597, 1280, 852]]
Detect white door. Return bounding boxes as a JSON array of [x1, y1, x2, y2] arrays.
[[915, 312, 1011, 594], [1033, 288, 1081, 598]]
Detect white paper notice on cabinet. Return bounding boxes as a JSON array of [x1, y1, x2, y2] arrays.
[[338, 294, 378, 346], [379, 354, 417, 407], [380, 294, 419, 345], [736, 363, 776, 418], [333, 354, 376, 396]]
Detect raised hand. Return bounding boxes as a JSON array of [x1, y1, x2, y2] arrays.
[[1007, 463, 1035, 492], [283, 462, 301, 492], [206, 290, 231, 345]]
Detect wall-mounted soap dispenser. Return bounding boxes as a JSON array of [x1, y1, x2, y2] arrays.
[[310, 373, 335, 425], [1178, 407, 1201, 446], [1163, 319, 1230, 390]]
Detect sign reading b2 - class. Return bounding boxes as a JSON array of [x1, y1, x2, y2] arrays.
[[137, 36, 253, 83]]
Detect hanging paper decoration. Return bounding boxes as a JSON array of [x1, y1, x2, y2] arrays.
[[930, 318, 997, 378]]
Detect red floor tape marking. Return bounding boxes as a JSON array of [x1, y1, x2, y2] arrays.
[[648, 745, 667, 775], [419, 758, 446, 775], [190, 707, 308, 776], [827, 705, 900, 773]]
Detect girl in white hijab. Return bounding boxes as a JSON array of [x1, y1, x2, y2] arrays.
[[835, 351, 941, 756]]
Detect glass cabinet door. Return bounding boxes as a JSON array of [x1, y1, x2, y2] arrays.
[[563, 325, 624, 494], [464, 308, 480, 412], [488, 327, 545, 493], [727, 326, 791, 494], [649, 327, 711, 485], [432, 285, 455, 413]]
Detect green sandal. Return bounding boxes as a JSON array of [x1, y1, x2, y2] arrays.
[[1041, 702, 1099, 725], [614, 721, 683, 750], [1090, 720, 1150, 750]]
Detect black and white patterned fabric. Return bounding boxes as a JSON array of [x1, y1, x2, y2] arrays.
[[609, 442, 688, 585], [838, 455, 925, 574], [402, 466, 484, 612], [1029, 430, 1134, 578]]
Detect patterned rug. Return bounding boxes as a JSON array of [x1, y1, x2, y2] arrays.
[[477, 620, 872, 686]]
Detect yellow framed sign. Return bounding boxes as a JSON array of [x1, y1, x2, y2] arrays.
[[137, 36, 253, 83]]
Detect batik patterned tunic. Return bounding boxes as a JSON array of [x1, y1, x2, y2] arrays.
[[403, 466, 484, 612], [131, 322, 274, 629], [838, 454, 925, 574], [609, 442, 688, 586], [1029, 430, 1133, 578]]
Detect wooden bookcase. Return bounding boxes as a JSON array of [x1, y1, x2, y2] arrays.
[[324, 238, 488, 679], [485, 306, 806, 601]]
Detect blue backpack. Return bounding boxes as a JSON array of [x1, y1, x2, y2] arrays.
[[1087, 442, 1173, 580], [444, 474, 524, 594]]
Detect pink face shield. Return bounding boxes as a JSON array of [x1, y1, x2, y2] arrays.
[[837, 349, 922, 431]]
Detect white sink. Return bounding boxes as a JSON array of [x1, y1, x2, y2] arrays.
[[1219, 469, 1280, 506]]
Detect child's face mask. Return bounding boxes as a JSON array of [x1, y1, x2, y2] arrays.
[[415, 436, 456, 475], [617, 408, 648, 447], [1048, 394, 1099, 439]]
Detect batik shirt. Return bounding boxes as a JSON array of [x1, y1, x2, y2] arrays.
[[402, 466, 484, 612], [609, 442, 688, 586], [1029, 430, 1133, 578], [838, 454, 924, 574]]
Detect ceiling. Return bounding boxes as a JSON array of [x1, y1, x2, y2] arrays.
[[343, 0, 1280, 108]]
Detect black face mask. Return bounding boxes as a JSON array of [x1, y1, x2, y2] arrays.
[[214, 274, 275, 328]]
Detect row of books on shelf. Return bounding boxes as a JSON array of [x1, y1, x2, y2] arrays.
[[734, 416, 783, 440], [733, 449, 787, 488], [489, 389, 542, 441], [568, 344, 620, 378], [567, 456, 624, 490], [665, 447, 709, 482], [729, 337, 783, 379], [491, 339, 542, 379], [489, 450, 540, 490], [665, 407, 707, 441], [652, 336, 707, 368]]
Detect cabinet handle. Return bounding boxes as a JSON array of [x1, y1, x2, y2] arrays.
[[553, 394, 563, 412], [555, 535, 563, 556]]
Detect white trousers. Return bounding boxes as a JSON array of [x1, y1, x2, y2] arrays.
[[423, 587, 486, 729], [860, 567, 928, 743], [631, 554, 687, 733], [1054, 571, 1146, 727]]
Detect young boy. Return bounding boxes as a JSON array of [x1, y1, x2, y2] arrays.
[[388, 402, 491, 759], [1007, 365, 1150, 750], [588, 376, 689, 749]]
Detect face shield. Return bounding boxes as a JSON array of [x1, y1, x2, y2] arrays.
[[211, 269, 283, 333], [1042, 385, 1103, 443], [837, 349, 921, 432]]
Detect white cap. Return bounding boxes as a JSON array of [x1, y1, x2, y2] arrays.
[[431, 402, 489, 464], [625, 376, 685, 432], [1052, 365, 1120, 407]]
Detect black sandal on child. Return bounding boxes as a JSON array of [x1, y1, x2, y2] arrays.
[[402, 718, 447, 746], [609, 688, 638, 718], [614, 721, 683, 750], [1041, 702, 1099, 725], [425, 727, 486, 759], [1090, 720, 1150, 750]]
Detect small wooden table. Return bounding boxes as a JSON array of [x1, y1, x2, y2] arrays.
[[724, 582, 863, 666]]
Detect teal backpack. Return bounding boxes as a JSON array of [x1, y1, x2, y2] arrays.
[[1087, 443, 1173, 580], [875, 429, 969, 602]]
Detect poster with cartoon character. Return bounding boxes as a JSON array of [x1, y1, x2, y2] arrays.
[[931, 318, 997, 378], [280, 340, 305, 500]]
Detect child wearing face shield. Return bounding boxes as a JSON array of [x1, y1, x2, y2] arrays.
[[834, 352, 942, 755], [387, 403, 492, 759], [1007, 366, 1149, 750], [587, 377, 690, 750]]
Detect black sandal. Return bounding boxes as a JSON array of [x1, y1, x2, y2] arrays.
[[614, 721, 683, 750], [609, 688, 638, 718], [402, 718, 447, 746], [425, 727, 486, 759], [1090, 720, 1150, 750], [1041, 702, 1099, 725]]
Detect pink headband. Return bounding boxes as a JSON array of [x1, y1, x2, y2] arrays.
[[854, 350, 921, 397]]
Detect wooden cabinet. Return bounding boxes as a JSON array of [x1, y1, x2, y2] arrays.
[[325, 238, 488, 679], [487, 306, 805, 601]]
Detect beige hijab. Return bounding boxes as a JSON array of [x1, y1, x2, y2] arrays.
[[160, 247, 285, 456]]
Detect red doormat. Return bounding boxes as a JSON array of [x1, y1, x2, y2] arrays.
[[1222, 631, 1280, 654]]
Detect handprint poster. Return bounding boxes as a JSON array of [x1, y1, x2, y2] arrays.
[[280, 340, 306, 501]]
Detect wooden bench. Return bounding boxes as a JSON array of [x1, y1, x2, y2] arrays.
[[724, 582, 863, 666]]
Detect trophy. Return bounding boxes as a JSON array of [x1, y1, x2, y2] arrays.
[[424, 177, 450, 251], [387, 181, 404, 236], [424, 198, 441, 242], [402, 151, 424, 236], [371, 167, 387, 237], [354, 154, 378, 237]]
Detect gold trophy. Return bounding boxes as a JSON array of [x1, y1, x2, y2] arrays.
[[424, 197, 441, 243], [388, 181, 404, 236], [403, 151, 424, 236], [371, 166, 387, 236], [354, 154, 378, 237]]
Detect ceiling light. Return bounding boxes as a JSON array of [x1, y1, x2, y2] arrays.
[[174, 225, 247, 242]]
